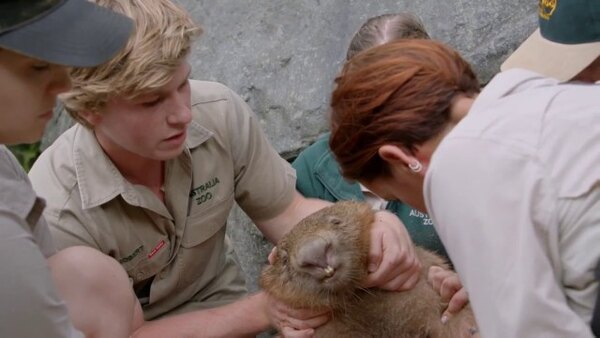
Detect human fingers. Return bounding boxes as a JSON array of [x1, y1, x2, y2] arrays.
[[280, 326, 315, 338], [439, 274, 463, 304], [445, 288, 469, 314], [380, 263, 421, 291], [284, 306, 330, 321], [428, 266, 463, 302], [366, 223, 383, 277], [427, 265, 447, 291], [428, 266, 470, 323], [364, 250, 419, 290], [282, 311, 330, 330], [268, 296, 330, 330], [364, 217, 421, 290]]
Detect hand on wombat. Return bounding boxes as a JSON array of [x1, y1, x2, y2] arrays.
[[260, 201, 479, 338], [429, 265, 470, 323], [361, 209, 423, 291], [262, 291, 331, 338]]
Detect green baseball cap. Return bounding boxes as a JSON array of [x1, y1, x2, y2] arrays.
[[0, 0, 133, 67], [501, 0, 600, 81]]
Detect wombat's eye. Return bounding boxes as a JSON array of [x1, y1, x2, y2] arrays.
[[329, 216, 342, 225]]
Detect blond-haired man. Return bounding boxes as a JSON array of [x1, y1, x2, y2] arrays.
[[29, 0, 422, 336]]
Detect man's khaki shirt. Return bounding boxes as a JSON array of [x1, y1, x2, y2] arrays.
[[29, 80, 296, 319]]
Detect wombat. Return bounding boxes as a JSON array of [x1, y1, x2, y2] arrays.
[[260, 201, 478, 338]]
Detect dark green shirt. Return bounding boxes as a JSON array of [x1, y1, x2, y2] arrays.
[[292, 133, 449, 262]]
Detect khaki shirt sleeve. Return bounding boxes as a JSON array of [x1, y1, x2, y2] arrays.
[[223, 87, 296, 221], [0, 211, 83, 338]]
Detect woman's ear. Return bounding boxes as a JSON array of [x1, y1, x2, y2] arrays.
[[378, 145, 414, 166], [378, 145, 423, 174]]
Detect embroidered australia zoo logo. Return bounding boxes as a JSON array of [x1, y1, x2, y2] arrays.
[[189, 177, 220, 206]]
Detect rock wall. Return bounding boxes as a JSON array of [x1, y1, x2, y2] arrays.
[[185, 0, 537, 158], [41, 0, 538, 318], [186, 0, 538, 297]]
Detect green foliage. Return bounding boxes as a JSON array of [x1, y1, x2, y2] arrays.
[[7, 143, 41, 172]]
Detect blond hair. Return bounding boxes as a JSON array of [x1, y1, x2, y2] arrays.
[[60, 0, 201, 126], [346, 12, 429, 60]]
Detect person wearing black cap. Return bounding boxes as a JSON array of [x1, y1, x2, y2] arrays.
[[0, 1, 138, 337]]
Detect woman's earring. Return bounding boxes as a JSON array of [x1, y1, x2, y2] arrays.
[[408, 161, 423, 173]]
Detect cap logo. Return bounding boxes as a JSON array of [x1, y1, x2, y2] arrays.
[[539, 0, 557, 20]]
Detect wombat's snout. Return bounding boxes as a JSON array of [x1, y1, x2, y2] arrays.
[[293, 236, 339, 280]]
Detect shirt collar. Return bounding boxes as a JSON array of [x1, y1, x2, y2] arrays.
[[73, 120, 212, 210], [472, 69, 560, 113], [73, 126, 129, 209], [186, 119, 213, 149], [313, 149, 364, 201]]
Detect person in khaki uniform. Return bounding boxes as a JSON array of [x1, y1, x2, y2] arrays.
[[0, 0, 139, 337], [29, 0, 424, 336]]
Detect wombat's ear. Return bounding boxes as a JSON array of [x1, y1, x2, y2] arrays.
[[268, 247, 278, 264], [278, 248, 289, 265], [269, 246, 289, 265]]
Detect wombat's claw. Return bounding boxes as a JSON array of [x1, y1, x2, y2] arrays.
[[324, 265, 335, 277]]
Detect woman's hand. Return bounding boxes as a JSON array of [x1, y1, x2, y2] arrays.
[[428, 266, 469, 322], [363, 211, 422, 291]]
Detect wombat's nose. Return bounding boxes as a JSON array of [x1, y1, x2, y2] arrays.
[[295, 238, 337, 279]]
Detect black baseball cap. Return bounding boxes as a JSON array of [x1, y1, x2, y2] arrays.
[[501, 0, 600, 81], [0, 0, 133, 67]]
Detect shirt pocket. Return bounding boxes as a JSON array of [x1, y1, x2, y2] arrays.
[[177, 193, 234, 287], [118, 243, 148, 283], [182, 192, 234, 248]]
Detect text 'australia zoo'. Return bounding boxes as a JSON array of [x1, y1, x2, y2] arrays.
[[189, 177, 220, 206]]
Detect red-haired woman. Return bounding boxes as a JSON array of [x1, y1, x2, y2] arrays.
[[329, 39, 600, 338]]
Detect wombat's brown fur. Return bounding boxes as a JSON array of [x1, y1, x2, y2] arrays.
[[260, 201, 477, 338]]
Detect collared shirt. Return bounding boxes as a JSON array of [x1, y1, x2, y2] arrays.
[[292, 133, 449, 261], [29, 80, 296, 319], [425, 69, 600, 337], [359, 183, 388, 211], [0, 146, 83, 338]]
